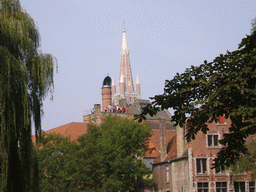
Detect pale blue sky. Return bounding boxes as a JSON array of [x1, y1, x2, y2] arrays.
[[19, 0, 256, 132]]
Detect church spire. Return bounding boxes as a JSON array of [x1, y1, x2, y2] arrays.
[[121, 29, 128, 51], [112, 29, 141, 106], [118, 29, 134, 94]]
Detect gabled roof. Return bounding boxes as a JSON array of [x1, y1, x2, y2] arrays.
[[32, 122, 90, 143], [33, 119, 176, 161], [145, 127, 176, 158], [144, 110, 172, 121], [153, 134, 177, 163], [147, 121, 175, 130], [153, 133, 188, 164], [126, 104, 172, 121]]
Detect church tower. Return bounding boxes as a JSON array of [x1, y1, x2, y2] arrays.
[[112, 29, 141, 107]]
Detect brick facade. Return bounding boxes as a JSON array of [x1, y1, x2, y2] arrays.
[[152, 118, 255, 192]]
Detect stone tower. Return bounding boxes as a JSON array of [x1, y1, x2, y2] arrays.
[[102, 76, 112, 112], [112, 29, 141, 106]]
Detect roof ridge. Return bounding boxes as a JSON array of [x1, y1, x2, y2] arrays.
[[165, 109, 172, 118], [44, 122, 73, 133], [63, 122, 74, 136]]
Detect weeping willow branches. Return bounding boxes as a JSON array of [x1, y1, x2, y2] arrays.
[[0, 0, 56, 191]]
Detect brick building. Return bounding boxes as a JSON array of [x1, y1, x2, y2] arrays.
[[152, 116, 255, 192]]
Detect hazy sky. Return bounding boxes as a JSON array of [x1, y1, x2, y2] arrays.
[[19, 0, 256, 132]]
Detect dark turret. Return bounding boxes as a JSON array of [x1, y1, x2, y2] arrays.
[[102, 75, 112, 112]]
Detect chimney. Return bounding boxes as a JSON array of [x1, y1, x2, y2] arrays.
[[218, 115, 225, 124], [176, 125, 185, 158], [94, 104, 101, 117], [159, 117, 167, 161]]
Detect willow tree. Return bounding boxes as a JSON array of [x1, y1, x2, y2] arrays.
[[0, 0, 56, 191]]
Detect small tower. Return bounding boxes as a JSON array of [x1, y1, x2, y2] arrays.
[[102, 75, 112, 112], [112, 75, 116, 99], [136, 72, 140, 95]]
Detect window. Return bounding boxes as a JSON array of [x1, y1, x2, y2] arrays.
[[197, 182, 208, 192], [249, 181, 255, 192], [166, 165, 170, 182], [216, 182, 227, 192], [234, 182, 245, 192], [207, 135, 219, 147], [196, 158, 207, 174]]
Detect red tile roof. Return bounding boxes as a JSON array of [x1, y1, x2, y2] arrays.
[[153, 134, 177, 163], [145, 127, 176, 158], [165, 135, 177, 161], [33, 120, 176, 161], [32, 122, 91, 143]]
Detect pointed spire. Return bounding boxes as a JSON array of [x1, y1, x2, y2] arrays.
[[112, 75, 116, 86], [136, 72, 140, 84], [122, 29, 128, 50], [120, 74, 124, 83], [113, 28, 140, 106]]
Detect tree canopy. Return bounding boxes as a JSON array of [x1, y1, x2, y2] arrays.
[[252, 17, 256, 32], [35, 133, 79, 192], [137, 31, 256, 171], [0, 0, 56, 191], [230, 137, 256, 179], [36, 116, 152, 192]]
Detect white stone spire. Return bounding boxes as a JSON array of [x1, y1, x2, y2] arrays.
[[136, 72, 140, 84], [112, 29, 140, 106], [112, 75, 116, 86], [136, 72, 141, 95], [120, 73, 124, 83], [122, 29, 128, 50]]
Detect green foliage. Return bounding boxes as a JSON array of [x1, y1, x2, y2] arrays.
[[36, 133, 81, 192], [137, 31, 256, 171], [230, 138, 256, 179], [36, 116, 152, 192], [252, 17, 256, 33], [143, 178, 154, 185], [0, 0, 56, 191], [80, 116, 152, 192]]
